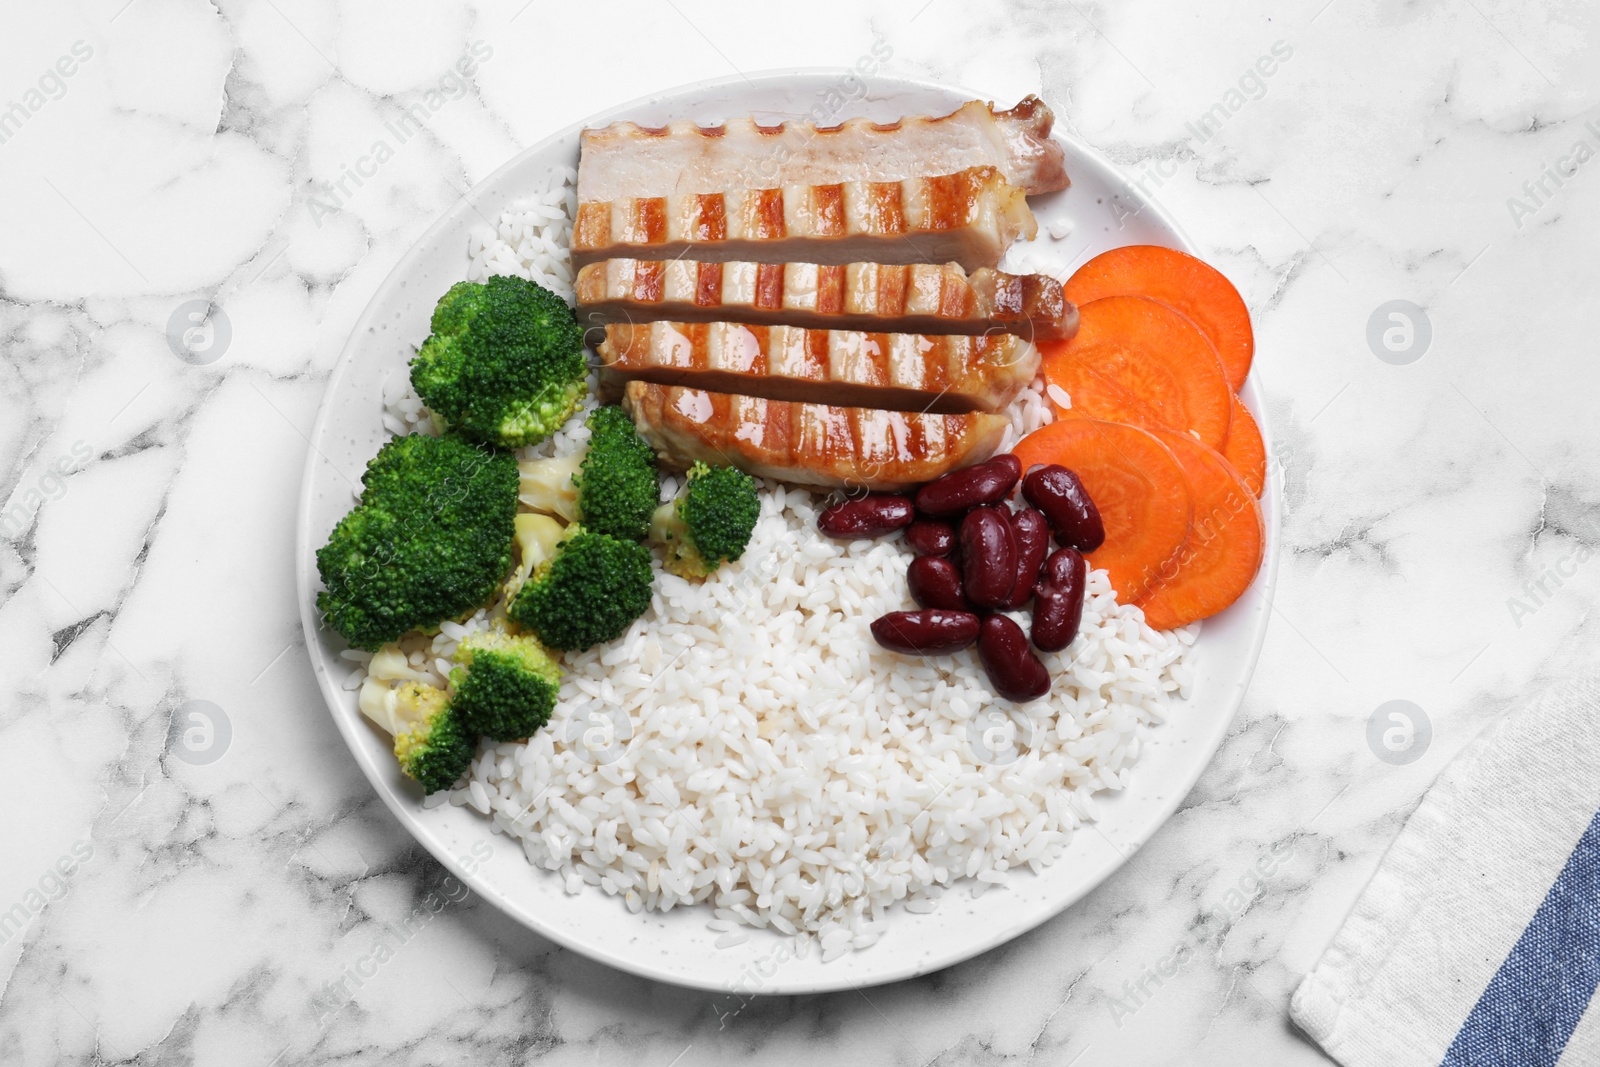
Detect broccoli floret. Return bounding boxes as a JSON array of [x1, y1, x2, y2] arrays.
[[410, 276, 588, 448], [317, 434, 518, 651], [508, 525, 654, 651], [392, 684, 476, 794], [359, 646, 429, 734], [363, 680, 475, 795], [518, 406, 659, 540], [363, 643, 435, 691], [450, 630, 562, 741], [649, 462, 760, 579]]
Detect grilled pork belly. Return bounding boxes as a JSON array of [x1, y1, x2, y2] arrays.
[[570, 166, 1035, 271], [578, 96, 1069, 201], [623, 381, 1008, 492], [576, 260, 1078, 342], [597, 321, 1039, 415]]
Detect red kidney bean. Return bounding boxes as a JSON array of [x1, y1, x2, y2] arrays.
[[999, 508, 1050, 610], [905, 519, 957, 557], [914, 456, 1022, 517], [959, 506, 1016, 608], [1022, 465, 1105, 552], [1032, 547, 1086, 652], [978, 615, 1052, 702], [907, 555, 971, 611], [871, 609, 981, 656], [1038, 545, 1085, 591], [818, 494, 915, 538]]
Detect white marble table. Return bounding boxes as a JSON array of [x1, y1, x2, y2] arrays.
[[3, 1, 1596, 1063]]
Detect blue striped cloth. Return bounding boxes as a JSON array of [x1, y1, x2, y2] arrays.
[[1292, 677, 1600, 1066]]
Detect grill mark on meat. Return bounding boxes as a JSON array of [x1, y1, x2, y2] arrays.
[[866, 332, 892, 388], [681, 322, 710, 369], [813, 184, 844, 236], [924, 333, 953, 396], [695, 260, 722, 306], [574, 201, 610, 249], [754, 262, 783, 310], [753, 188, 786, 238], [803, 328, 830, 383], [817, 264, 846, 315], [903, 407, 927, 462], [879, 264, 908, 317], [923, 172, 968, 231], [696, 193, 726, 241], [632, 197, 666, 245], [940, 268, 973, 318], [865, 182, 904, 235], [634, 260, 664, 302], [745, 325, 771, 376]]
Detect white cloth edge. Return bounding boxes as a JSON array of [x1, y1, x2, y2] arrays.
[[1290, 675, 1600, 1066]]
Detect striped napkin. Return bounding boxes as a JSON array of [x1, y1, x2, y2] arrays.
[[1291, 676, 1600, 1066]]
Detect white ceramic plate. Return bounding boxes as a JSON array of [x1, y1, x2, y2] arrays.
[[295, 70, 1278, 994]]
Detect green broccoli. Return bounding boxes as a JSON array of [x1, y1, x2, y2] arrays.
[[649, 462, 761, 579], [518, 406, 659, 540], [507, 523, 654, 651], [371, 680, 476, 795], [450, 630, 562, 741], [410, 276, 588, 448], [317, 434, 519, 651]]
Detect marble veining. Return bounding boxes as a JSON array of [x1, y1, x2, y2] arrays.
[[4, 0, 1600, 1063]]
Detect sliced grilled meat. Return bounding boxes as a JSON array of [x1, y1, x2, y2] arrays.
[[622, 381, 1009, 492], [576, 259, 1077, 342], [597, 321, 1038, 415], [570, 166, 1035, 271], [578, 96, 1069, 202]]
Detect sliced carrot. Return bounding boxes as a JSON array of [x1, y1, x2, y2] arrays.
[[1221, 395, 1266, 498], [1012, 419, 1192, 602], [1041, 295, 1232, 451], [1136, 429, 1265, 630], [1063, 246, 1254, 390]]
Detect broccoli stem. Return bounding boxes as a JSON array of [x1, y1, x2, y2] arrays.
[[649, 501, 688, 551], [518, 451, 584, 523], [507, 513, 567, 599]]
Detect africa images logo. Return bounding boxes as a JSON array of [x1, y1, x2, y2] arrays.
[[0, 41, 94, 148]]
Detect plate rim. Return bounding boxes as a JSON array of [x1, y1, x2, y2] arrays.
[[294, 66, 1279, 994]]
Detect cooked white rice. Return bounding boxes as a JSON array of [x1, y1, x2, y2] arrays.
[[465, 167, 578, 296], [361, 171, 1199, 955]]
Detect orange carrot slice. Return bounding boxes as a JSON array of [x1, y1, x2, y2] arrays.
[[1221, 395, 1266, 498], [1012, 419, 1192, 602], [1041, 295, 1232, 451], [1063, 246, 1254, 390], [1136, 429, 1264, 630]]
